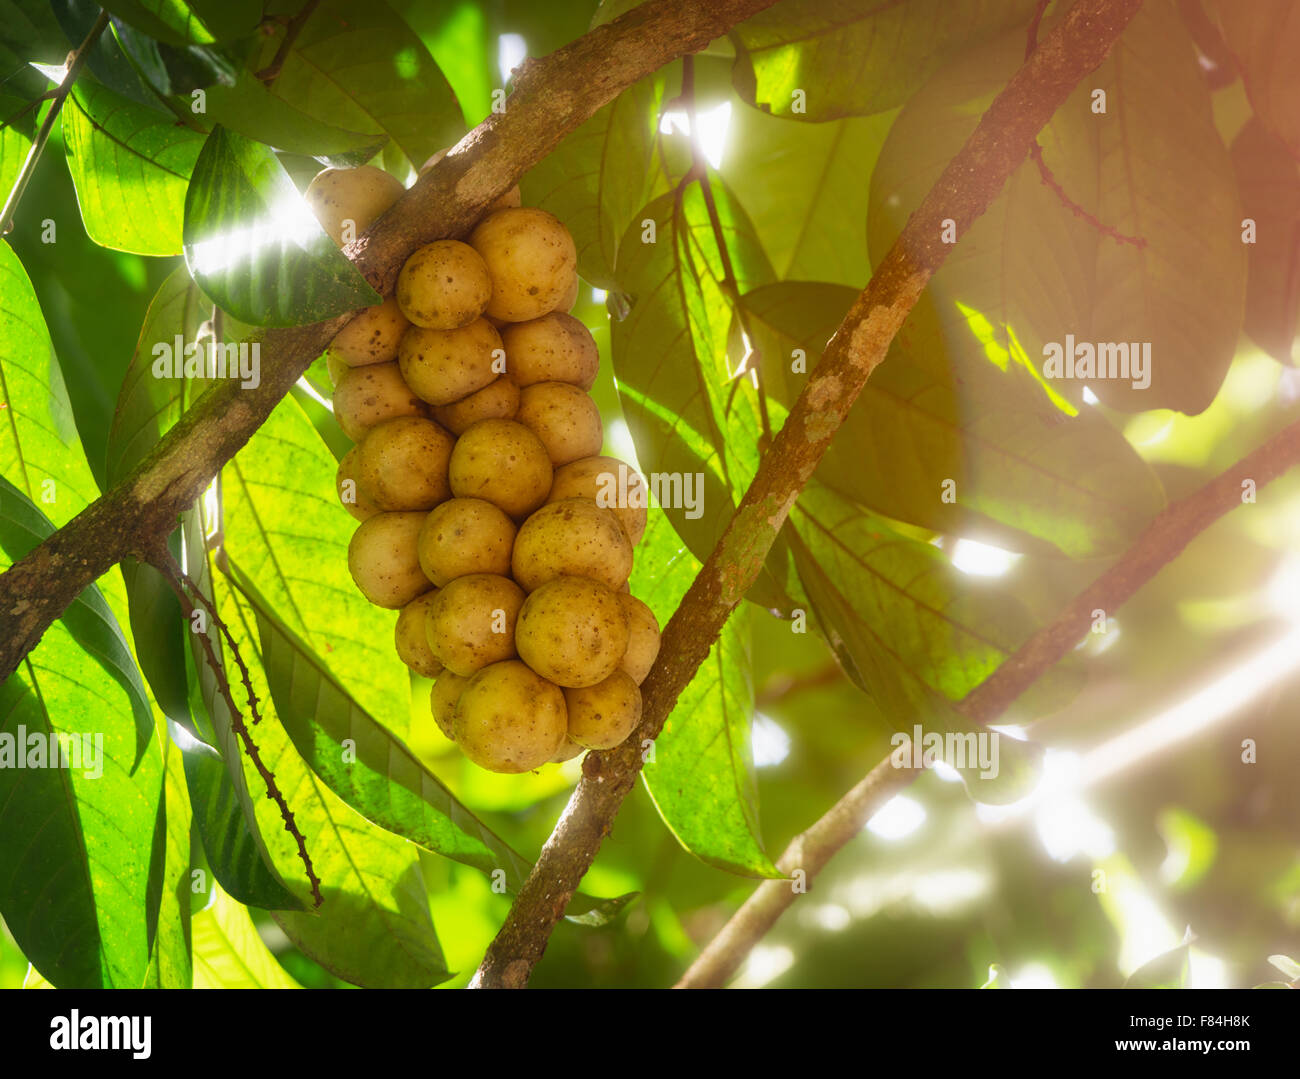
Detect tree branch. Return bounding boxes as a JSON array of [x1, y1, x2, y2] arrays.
[[0, 0, 781, 685], [469, 0, 1146, 989], [676, 416, 1300, 987]]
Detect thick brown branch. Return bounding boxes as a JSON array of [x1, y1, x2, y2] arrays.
[[469, 0, 1146, 989], [676, 416, 1300, 987], [0, 0, 781, 685]]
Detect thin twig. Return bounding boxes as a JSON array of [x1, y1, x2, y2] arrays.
[[151, 543, 323, 907], [0, 88, 59, 133], [677, 416, 1300, 987], [1024, 0, 1147, 250], [256, 0, 322, 87], [0, 11, 109, 235]]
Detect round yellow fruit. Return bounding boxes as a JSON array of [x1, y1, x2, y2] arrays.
[[448, 418, 553, 519], [557, 273, 580, 313], [333, 362, 428, 443], [429, 672, 470, 741], [511, 498, 632, 593], [453, 660, 567, 773], [417, 497, 516, 586], [546, 455, 647, 546], [395, 592, 443, 678], [347, 511, 431, 609], [469, 207, 577, 322], [564, 670, 642, 750], [616, 593, 660, 684], [516, 382, 603, 466], [430, 376, 520, 435], [398, 318, 502, 406], [514, 576, 628, 688], [425, 573, 524, 677], [550, 737, 584, 764], [500, 312, 598, 389], [336, 447, 379, 522], [325, 295, 409, 368], [305, 165, 405, 246], [396, 240, 492, 330], [355, 416, 454, 511]]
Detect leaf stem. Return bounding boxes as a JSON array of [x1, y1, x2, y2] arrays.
[[256, 0, 322, 87], [0, 10, 110, 236]]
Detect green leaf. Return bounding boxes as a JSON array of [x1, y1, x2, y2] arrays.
[[0, 91, 38, 198], [791, 481, 1041, 703], [632, 512, 779, 877], [0, 477, 153, 762], [611, 182, 774, 565], [246, 0, 463, 172], [102, 265, 305, 911], [5, 0, 84, 99], [122, 555, 190, 722], [143, 738, 193, 988], [1125, 941, 1190, 989], [221, 395, 414, 738], [178, 711, 306, 912], [56, 1, 165, 107], [1212, 0, 1300, 156], [731, 0, 1038, 120], [724, 105, 894, 287], [391, 0, 490, 124], [0, 240, 103, 526], [1231, 119, 1300, 365], [868, 6, 1245, 414], [190, 69, 389, 165], [104, 268, 212, 724], [105, 265, 209, 484], [0, 615, 163, 988], [192, 884, 302, 989], [214, 579, 450, 988], [180, 505, 306, 912], [520, 72, 669, 289], [787, 481, 1042, 803], [101, 0, 261, 47], [742, 281, 1166, 558], [183, 126, 380, 327], [63, 81, 206, 255]]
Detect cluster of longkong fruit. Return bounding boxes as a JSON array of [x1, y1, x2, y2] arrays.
[[306, 155, 660, 774]]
